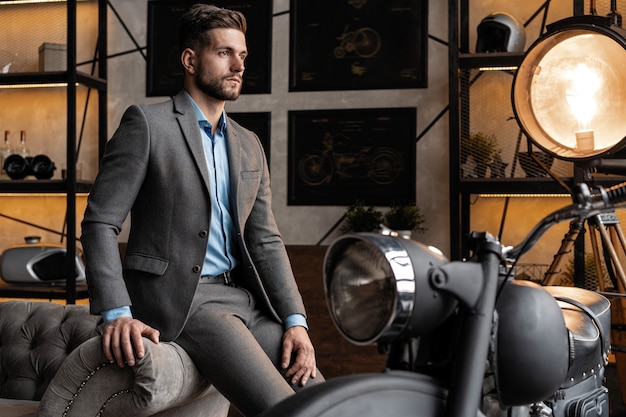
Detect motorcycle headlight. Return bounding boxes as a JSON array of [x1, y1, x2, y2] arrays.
[[323, 233, 456, 345]]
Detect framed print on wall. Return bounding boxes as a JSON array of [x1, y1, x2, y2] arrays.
[[288, 108, 416, 206], [146, 0, 273, 97], [229, 112, 271, 166], [289, 0, 428, 92]]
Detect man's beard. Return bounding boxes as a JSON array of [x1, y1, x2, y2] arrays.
[[195, 72, 242, 101]]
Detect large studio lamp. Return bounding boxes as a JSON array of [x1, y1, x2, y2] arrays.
[[512, 16, 626, 162]]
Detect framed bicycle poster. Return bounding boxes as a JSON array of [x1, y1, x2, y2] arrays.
[[289, 0, 428, 91], [229, 112, 271, 166], [288, 108, 416, 206]]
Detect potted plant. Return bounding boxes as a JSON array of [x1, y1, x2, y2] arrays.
[[462, 132, 499, 177], [341, 201, 384, 233], [383, 203, 426, 238]]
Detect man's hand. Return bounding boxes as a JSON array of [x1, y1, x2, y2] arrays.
[[281, 326, 317, 386], [101, 317, 160, 367]]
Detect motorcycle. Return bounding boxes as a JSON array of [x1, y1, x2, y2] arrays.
[[262, 181, 624, 417]]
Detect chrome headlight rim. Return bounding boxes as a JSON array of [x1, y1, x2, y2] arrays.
[[323, 232, 417, 345]]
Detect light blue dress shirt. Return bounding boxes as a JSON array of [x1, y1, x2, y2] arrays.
[[192, 102, 238, 276], [102, 94, 307, 330]]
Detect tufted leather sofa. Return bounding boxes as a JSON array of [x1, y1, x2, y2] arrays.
[[0, 300, 230, 417]]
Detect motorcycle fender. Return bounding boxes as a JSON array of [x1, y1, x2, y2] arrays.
[[259, 370, 484, 417]]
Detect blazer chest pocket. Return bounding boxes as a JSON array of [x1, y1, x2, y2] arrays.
[[241, 170, 261, 180], [124, 253, 169, 276]]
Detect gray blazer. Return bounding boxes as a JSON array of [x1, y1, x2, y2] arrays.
[[81, 91, 306, 341]]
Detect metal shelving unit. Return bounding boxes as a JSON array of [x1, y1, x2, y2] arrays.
[[0, 0, 107, 303]]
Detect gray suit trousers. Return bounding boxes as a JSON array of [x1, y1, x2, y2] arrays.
[[173, 283, 323, 416]]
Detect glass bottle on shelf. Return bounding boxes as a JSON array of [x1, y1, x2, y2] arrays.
[[16, 130, 29, 158], [590, 0, 597, 15], [0, 130, 12, 179], [608, 0, 622, 27]]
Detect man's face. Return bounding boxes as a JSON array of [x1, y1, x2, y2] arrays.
[[194, 28, 247, 101]]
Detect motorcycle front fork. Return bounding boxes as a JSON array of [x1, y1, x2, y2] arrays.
[[482, 394, 549, 417]]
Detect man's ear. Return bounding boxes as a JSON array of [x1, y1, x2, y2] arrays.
[[181, 48, 196, 74]]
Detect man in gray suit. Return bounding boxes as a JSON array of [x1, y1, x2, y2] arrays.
[[81, 4, 322, 416]]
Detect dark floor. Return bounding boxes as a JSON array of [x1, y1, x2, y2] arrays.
[[607, 363, 626, 416]]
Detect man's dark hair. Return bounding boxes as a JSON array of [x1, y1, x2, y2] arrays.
[[179, 3, 247, 53]]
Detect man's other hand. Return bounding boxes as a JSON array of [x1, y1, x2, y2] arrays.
[[281, 326, 317, 386]]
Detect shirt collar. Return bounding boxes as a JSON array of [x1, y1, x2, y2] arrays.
[[184, 91, 227, 134]]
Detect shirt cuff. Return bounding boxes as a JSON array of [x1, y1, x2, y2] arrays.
[[101, 305, 132, 323], [284, 313, 308, 330]]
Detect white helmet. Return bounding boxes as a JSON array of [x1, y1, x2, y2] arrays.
[[476, 12, 526, 53]]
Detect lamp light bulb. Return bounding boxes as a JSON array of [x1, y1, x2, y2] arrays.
[[565, 63, 601, 151], [565, 63, 600, 127]]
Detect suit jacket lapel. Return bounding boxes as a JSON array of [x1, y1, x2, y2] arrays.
[[173, 91, 211, 193]]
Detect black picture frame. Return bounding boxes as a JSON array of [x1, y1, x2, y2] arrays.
[[146, 0, 273, 97], [289, 0, 428, 92], [229, 111, 271, 166], [288, 108, 416, 206]]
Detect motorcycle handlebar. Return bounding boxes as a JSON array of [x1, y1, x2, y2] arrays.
[[504, 182, 626, 261], [603, 181, 626, 204]]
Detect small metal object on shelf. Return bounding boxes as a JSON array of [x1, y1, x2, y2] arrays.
[[24, 236, 41, 244]]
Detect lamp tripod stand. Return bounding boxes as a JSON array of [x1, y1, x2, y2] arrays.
[[543, 188, 626, 292]]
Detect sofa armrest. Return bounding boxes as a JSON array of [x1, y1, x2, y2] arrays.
[[37, 336, 230, 417]]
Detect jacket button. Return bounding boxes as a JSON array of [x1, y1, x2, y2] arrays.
[[199, 230, 208, 238], [192, 265, 202, 273]]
